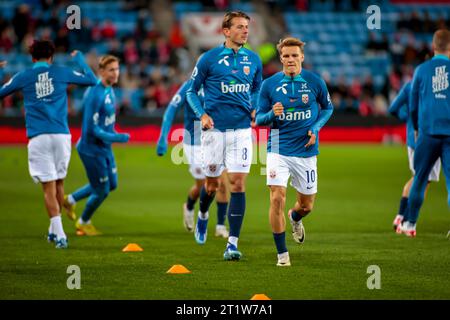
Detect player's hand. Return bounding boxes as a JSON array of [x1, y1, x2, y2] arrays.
[[118, 133, 130, 143], [272, 102, 284, 116], [201, 113, 214, 130], [156, 140, 168, 156], [304, 130, 316, 148], [0, 61, 7, 68], [70, 50, 80, 57]]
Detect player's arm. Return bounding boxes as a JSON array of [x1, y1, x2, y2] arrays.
[[63, 51, 97, 86], [306, 79, 334, 147], [409, 66, 421, 132], [156, 87, 185, 156], [186, 56, 213, 129], [0, 69, 25, 98], [86, 90, 129, 143], [250, 58, 263, 111], [388, 83, 409, 122], [256, 80, 278, 125]]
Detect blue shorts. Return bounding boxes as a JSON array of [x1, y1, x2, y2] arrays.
[[78, 151, 117, 190]]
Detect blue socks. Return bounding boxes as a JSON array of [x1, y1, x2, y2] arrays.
[[186, 196, 196, 211], [273, 232, 287, 254], [228, 192, 245, 238], [398, 196, 408, 217], [199, 186, 215, 214], [217, 202, 228, 225], [72, 184, 93, 202], [291, 210, 302, 222]]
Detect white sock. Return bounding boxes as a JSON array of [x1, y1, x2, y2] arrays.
[[78, 217, 90, 225], [228, 236, 238, 247], [50, 215, 66, 240], [199, 211, 209, 220], [48, 223, 53, 235], [68, 194, 76, 205]]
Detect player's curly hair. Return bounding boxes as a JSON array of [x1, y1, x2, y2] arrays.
[[222, 11, 250, 29], [99, 55, 120, 69], [29, 40, 55, 60], [277, 37, 306, 55], [433, 29, 450, 52]]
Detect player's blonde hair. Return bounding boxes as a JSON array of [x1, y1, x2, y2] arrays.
[[433, 29, 450, 52], [222, 11, 250, 29], [277, 37, 306, 55], [99, 55, 119, 69]]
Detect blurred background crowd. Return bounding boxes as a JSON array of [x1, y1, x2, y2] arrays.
[[0, 0, 449, 120]]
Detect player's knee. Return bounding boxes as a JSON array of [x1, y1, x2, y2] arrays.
[[93, 184, 109, 200], [270, 190, 286, 211], [229, 179, 245, 192], [302, 203, 313, 214], [205, 181, 218, 195], [109, 180, 117, 192]]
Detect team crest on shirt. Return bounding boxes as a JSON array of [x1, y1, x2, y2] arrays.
[[302, 94, 309, 104], [209, 165, 217, 173], [243, 66, 250, 75], [269, 169, 277, 179]]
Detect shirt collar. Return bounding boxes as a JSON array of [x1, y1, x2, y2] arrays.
[[32, 61, 50, 69], [281, 71, 306, 83], [219, 43, 247, 56], [432, 54, 450, 61]]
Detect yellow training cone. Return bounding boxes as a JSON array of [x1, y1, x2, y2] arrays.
[[250, 294, 271, 300], [167, 264, 191, 274], [122, 243, 143, 252]]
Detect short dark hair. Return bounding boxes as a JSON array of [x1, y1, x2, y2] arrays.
[[433, 29, 450, 52], [29, 40, 55, 60], [222, 11, 250, 29]]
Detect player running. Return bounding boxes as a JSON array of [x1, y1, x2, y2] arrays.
[[156, 79, 230, 238], [388, 81, 441, 232], [398, 29, 450, 237], [64, 55, 130, 236], [0, 40, 97, 248], [256, 37, 333, 266], [186, 11, 262, 260]]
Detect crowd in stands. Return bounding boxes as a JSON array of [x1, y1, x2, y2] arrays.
[[0, 0, 449, 119]]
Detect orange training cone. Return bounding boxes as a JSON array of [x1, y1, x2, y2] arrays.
[[167, 265, 191, 274], [122, 243, 143, 252], [250, 294, 271, 300]]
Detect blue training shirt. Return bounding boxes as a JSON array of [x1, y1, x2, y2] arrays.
[[0, 52, 97, 138], [388, 81, 415, 148], [158, 80, 204, 150], [77, 80, 128, 157], [410, 54, 450, 136], [256, 70, 333, 157], [186, 44, 262, 131]]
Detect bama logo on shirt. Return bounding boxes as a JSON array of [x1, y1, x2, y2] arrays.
[[220, 81, 250, 93], [278, 109, 311, 121]]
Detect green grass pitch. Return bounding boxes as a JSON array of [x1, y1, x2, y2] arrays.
[[0, 144, 448, 300]]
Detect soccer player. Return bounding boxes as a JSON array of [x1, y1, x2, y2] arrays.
[[186, 11, 262, 260], [0, 40, 97, 248], [64, 55, 130, 236], [256, 37, 333, 266], [156, 79, 230, 238], [388, 81, 441, 231], [398, 29, 450, 237]]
